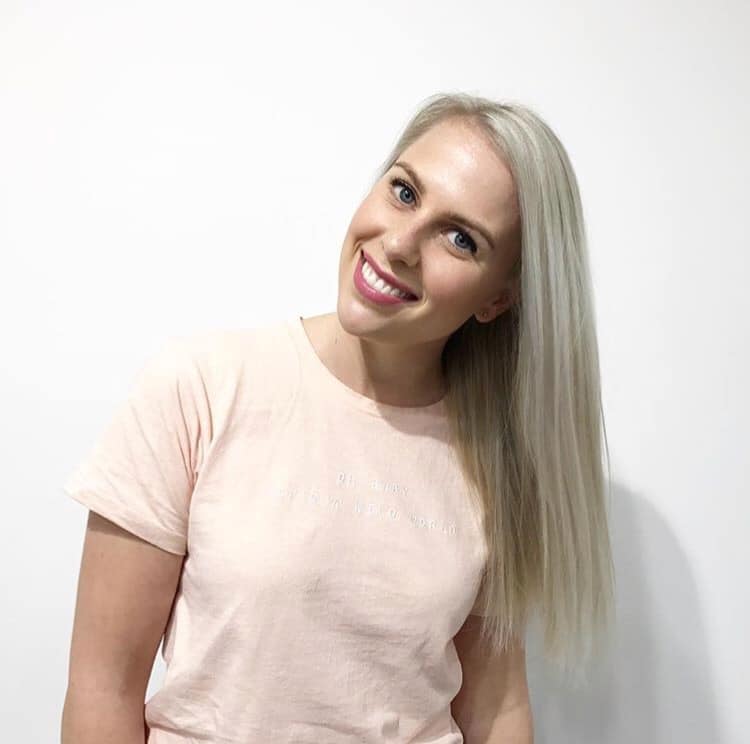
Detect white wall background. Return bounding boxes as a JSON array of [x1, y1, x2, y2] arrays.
[[1, 1, 747, 742]]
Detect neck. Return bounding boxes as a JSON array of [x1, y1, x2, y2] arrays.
[[305, 312, 447, 407]]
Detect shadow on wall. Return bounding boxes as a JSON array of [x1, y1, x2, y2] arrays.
[[525, 482, 722, 744]]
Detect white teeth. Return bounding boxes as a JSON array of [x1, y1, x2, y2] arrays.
[[362, 259, 411, 299]]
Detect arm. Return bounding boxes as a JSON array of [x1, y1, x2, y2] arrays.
[[451, 614, 534, 744], [61, 511, 185, 744]]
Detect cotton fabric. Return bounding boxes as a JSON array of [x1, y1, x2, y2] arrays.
[[63, 316, 489, 743]]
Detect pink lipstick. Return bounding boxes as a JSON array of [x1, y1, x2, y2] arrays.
[[353, 250, 419, 306]]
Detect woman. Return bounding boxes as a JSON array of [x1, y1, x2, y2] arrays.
[[61, 92, 615, 744]]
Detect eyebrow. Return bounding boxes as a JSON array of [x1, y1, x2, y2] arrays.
[[393, 159, 496, 250]]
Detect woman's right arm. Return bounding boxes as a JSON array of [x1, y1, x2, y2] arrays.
[[61, 510, 186, 744]]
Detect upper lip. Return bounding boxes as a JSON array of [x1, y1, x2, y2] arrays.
[[361, 249, 419, 299]]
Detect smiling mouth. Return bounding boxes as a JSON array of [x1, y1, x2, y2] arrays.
[[359, 248, 420, 300]]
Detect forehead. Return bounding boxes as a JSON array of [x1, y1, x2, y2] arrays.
[[396, 117, 519, 237]]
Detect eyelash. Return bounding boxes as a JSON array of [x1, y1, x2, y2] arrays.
[[388, 177, 479, 255]]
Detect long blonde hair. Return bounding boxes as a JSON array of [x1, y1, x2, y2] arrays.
[[371, 92, 615, 682]]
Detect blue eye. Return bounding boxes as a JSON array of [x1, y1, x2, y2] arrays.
[[446, 228, 478, 255], [390, 177, 416, 205]]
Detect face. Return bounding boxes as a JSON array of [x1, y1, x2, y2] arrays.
[[337, 115, 521, 347]]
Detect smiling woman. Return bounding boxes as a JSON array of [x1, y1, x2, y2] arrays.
[[335, 91, 615, 681], [337, 113, 522, 360], [62, 91, 614, 744]]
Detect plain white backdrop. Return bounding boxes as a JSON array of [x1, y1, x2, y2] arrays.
[[1, 1, 747, 742]]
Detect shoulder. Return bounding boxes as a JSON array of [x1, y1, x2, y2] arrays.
[[162, 321, 283, 374], [159, 319, 298, 405]]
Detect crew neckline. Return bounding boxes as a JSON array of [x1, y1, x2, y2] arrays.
[[286, 315, 448, 419]]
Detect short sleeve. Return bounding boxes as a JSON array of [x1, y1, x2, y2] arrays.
[[63, 338, 206, 555]]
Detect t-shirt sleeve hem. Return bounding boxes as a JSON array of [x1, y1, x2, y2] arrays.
[[64, 486, 187, 556]]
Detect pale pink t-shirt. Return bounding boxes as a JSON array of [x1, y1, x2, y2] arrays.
[[63, 316, 489, 744]]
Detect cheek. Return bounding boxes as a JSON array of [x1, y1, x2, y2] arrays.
[[350, 199, 373, 227], [424, 262, 478, 305], [346, 196, 382, 234], [429, 275, 459, 299], [340, 202, 371, 264]]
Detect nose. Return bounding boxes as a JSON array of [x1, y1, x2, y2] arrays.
[[382, 221, 423, 268]]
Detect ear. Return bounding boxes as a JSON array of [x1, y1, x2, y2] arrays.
[[475, 278, 520, 323]]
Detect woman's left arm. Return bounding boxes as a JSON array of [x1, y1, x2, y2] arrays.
[[451, 614, 534, 744]]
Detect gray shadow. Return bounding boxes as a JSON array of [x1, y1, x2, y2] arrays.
[[525, 482, 722, 743]]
